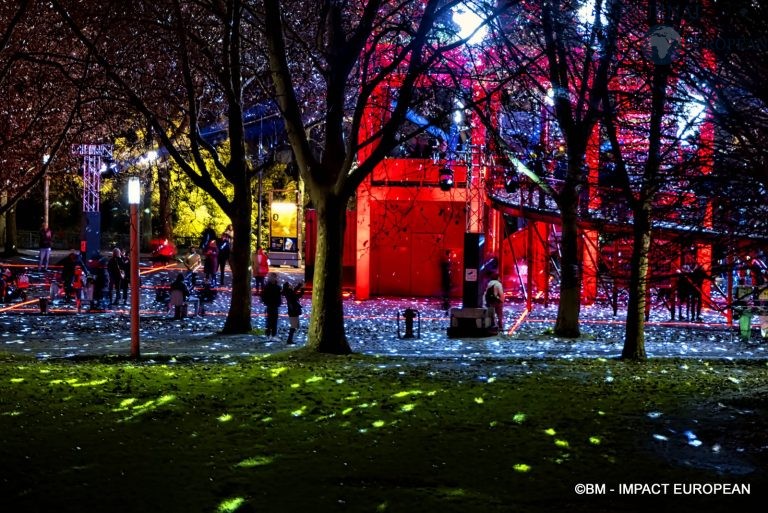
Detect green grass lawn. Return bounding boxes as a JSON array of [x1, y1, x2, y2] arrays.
[[1, 350, 766, 512]]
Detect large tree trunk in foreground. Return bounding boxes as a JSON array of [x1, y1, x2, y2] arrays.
[[222, 177, 254, 334], [307, 193, 351, 354], [555, 185, 581, 338], [622, 205, 651, 360]]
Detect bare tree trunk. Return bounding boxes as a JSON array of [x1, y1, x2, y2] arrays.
[[555, 186, 581, 337], [307, 193, 351, 354], [158, 166, 172, 241], [623, 206, 651, 360], [3, 204, 18, 256], [222, 181, 253, 334]]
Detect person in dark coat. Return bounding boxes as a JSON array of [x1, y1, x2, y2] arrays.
[[59, 250, 88, 302], [689, 264, 708, 322], [118, 249, 130, 305], [91, 258, 110, 310], [38, 223, 53, 271], [260, 272, 282, 339], [677, 266, 693, 321], [200, 222, 217, 250], [107, 248, 125, 306], [282, 281, 305, 345], [169, 273, 190, 320], [217, 232, 231, 286]]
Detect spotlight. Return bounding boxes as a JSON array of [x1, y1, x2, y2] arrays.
[[439, 167, 454, 191]]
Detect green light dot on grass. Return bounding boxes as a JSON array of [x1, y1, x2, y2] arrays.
[[72, 379, 108, 387], [217, 497, 245, 513], [392, 390, 423, 399], [290, 383, 300, 389], [119, 398, 137, 408], [597, 411, 606, 416], [305, 376, 324, 384], [291, 406, 306, 417], [490, 420, 498, 427], [3, 411, 22, 416], [400, 404, 416, 413], [487, 377, 496, 383], [589, 436, 601, 445], [544, 428, 556, 436], [474, 397, 484, 404], [261, 417, 273, 423], [372, 420, 385, 428], [156, 395, 176, 405], [235, 456, 274, 468], [513, 413, 526, 424], [513, 463, 531, 473], [427, 390, 438, 396], [218, 414, 233, 422], [38, 369, 50, 374], [342, 407, 354, 415], [554, 439, 569, 448], [336, 379, 345, 384], [377, 501, 388, 512], [10, 378, 24, 383], [270, 367, 288, 378]]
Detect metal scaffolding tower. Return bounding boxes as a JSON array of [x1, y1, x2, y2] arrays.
[[71, 144, 113, 257]]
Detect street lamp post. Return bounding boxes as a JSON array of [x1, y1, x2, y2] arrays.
[[43, 154, 50, 227], [128, 177, 141, 359]]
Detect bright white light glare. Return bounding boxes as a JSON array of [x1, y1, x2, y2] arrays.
[[577, 0, 608, 27], [43, 154, 50, 164], [453, 101, 464, 125], [128, 177, 141, 204], [545, 88, 555, 106], [678, 91, 706, 142], [138, 150, 158, 167], [453, 2, 487, 45]]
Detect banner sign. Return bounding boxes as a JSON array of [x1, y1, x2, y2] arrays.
[[270, 201, 298, 252]]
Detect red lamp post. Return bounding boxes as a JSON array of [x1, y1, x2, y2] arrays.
[[128, 177, 141, 359]]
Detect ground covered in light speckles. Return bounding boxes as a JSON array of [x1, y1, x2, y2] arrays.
[[1, 255, 767, 511], [1, 354, 767, 512]]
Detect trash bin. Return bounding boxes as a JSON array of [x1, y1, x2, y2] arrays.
[[739, 311, 753, 341], [39, 297, 49, 314]]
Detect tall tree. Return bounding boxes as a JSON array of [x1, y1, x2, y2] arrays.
[[50, 0, 272, 333], [264, 0, 505, 352]]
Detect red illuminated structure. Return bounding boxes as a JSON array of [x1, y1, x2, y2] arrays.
[[303, 3, 766, 326]]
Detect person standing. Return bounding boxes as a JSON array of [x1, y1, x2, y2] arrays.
[[484, 272, 505, 333], [73, 266, 85, 313], [217, 231, 231, 286], [107, 248, 124, 306], [253, 247, 269, 293], [690, 264, 708, 322], [200, 222, 217, 250], [60, 250, 88, 303], [169, 273, 189, 320], [282, 281, 305, 345], [38, 223, 53, 272], [223, 224, 234, 240], [118, 248, 131, 306], [260, 272, 282, 340]]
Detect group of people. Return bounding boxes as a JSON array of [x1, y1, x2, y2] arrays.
[[0, 266, 30, 303], [56, 248, 132, 313], [199, 223, 233, 287], [259, 272, 305, 344]]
